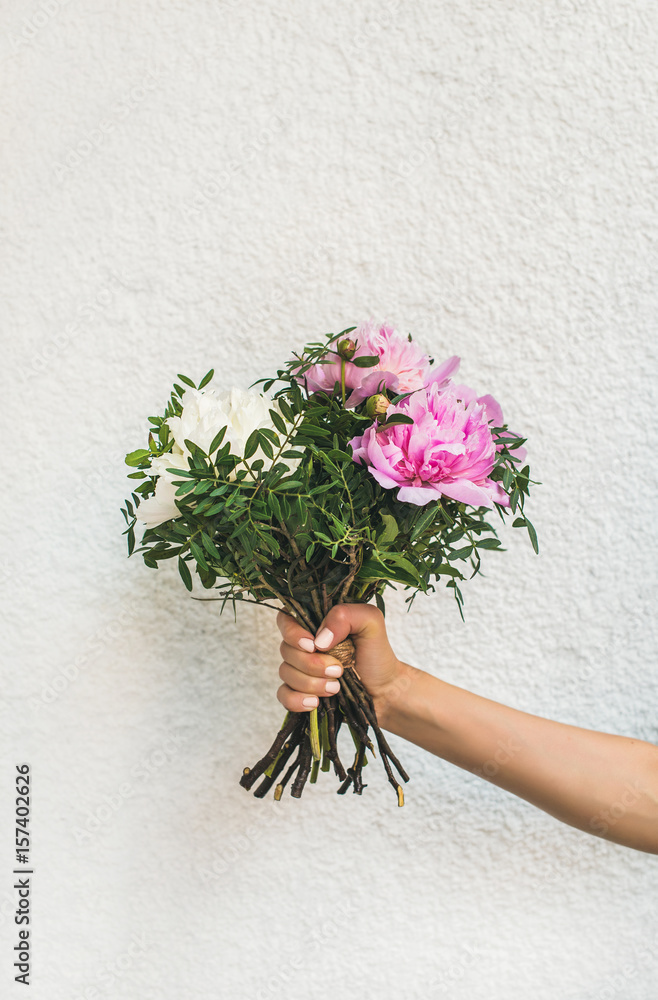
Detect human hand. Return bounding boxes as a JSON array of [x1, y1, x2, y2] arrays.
[[276, 604, 407, 728]]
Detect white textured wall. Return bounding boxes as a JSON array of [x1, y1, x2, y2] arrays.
[[2, 1, 658, 997]]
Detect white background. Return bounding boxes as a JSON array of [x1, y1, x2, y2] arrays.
[[2, 1, 658, 998]]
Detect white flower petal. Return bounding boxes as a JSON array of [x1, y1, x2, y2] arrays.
[[136, 476, 181, 528]]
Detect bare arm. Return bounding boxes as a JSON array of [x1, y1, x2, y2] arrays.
[[276, 605, 658, 855]]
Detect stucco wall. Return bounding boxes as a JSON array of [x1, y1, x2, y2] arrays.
[[2, 1, 658, 997]]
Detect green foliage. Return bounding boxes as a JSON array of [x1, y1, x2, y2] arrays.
[[121, 329, 538, 627]]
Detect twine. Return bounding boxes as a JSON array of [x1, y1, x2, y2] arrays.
[[327, 637, 356, 669]]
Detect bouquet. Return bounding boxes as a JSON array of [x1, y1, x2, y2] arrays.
[[121, 321, 536, 806]]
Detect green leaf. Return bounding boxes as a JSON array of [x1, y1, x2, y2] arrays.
[[268, 493, 283, 524], [243, 429, 260, 460], [256, 533, 279, 559], [189, 539, 208, 570], [279, 398, 295, 423], [125, 449, 150, 467], [378, 513, 399, 546], [449, 546, 473, 560], [410, 503, 441, 541], [296, 423, 330, 440], [204, 501, 226, 516], [175, 480, 196, 497], [327, 448, 353, 464], [380, 552, 421, 582], [525, 517, 539, 554], [230, 522, 250, 542], [437, 565, 463, 577], [292, 495, 304, 524], [259, 427, 280, 445], [257, 433, 274, 460], [168, 467, 196, 478], [378, 414, 414, 428], [277, 480, 304, 491], [358, 554, 418, 586], [178, 557, 193, 591], [177, 373, 196, 388], [208, 426, 227, 455], [201, 533, 221, 559], [474, 538, 502, 549], [198, 368, 214, 389], [154, 546, 181, 560], [352, 355, 380, 368], [269, 409, 287, 435]]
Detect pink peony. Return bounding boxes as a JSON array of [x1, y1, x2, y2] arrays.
[[349, 382, 509, 508], [301, 320, 457, 408], [449, 384, 527, 464]]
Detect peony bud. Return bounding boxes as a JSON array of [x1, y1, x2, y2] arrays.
[[365, 393, 391, 419], [336, 338, 357, 360]]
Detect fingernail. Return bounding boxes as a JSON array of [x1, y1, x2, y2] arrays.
[[324, 664, 342, 678], [315, 627, 334, 649], [325, 680, 340, 695], [302, 696, 319, 708], [298, 637, 315, 652]]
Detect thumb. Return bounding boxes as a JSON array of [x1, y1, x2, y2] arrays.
[[314, 603, 394, 662]]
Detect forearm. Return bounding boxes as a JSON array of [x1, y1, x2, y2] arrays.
[[376, 663, 658, 854]]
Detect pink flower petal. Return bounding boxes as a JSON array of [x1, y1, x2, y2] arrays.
[[478, 393, 504, 426], [370, 465, 408, 491], [426, 355, 460, 388], [438, 479, 494, 508], [396, 485, 442, 505], [486, 478, 510, 507], [345, 370, 399, 407]]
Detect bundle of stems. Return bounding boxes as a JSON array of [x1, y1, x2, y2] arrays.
[[239, 621, 409, 806]]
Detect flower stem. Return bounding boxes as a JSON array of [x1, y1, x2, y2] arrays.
[[309, 707, 321, 760], [340, 358, 346, 406]]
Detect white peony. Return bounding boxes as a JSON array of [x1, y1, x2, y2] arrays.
[[136, 475, 182, 530], [135, 387, 297, 529]]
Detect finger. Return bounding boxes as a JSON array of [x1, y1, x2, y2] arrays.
[[278, 640, 343, 678], [278, 661, 342, 697], [313, 603, 388, 651], [276, 683, 319, 713], [276, 610, 316, 652]]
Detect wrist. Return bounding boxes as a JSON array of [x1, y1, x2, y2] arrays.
[[371, 660, 418, 732]]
